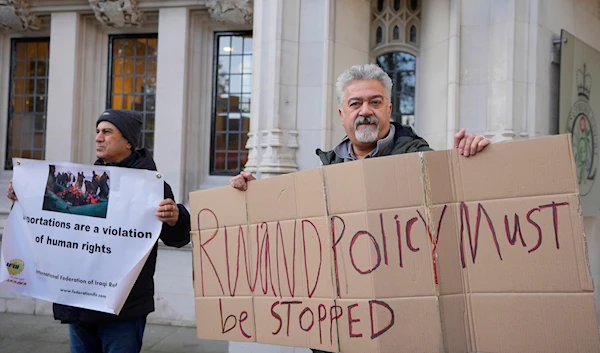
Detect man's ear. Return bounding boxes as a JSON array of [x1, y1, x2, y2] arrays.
[[338, 108, 343, 119]]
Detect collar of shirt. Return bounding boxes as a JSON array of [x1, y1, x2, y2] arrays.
[[332, 124, 396, 162]]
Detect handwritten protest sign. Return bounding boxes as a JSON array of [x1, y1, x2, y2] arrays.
[[189, 134, 600, 353], [0, 159, 163, 314]]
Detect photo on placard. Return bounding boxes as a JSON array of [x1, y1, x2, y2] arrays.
[[42, 165, 110, 219]]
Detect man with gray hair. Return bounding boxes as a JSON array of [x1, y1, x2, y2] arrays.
[[231, 63, 489, 190], [230, 63, 490, 353]]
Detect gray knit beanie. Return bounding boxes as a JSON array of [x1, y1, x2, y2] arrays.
[[96, 109, 143, 149]]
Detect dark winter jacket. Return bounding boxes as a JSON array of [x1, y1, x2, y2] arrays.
[[316, 122, 433, 165], [53, 148, 191, 323]]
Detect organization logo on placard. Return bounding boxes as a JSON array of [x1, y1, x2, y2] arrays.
[[567, 63, 598, 196], [6, 259, 24, 276]]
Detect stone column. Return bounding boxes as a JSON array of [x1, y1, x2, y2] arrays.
[[244, 0, 300, 178], [45, 12, 82, 162], [153, 7, 190, 201], [458, 0, 533, 143], [245, 0, 371, 176]]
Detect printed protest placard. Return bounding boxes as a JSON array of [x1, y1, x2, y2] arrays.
[[0, 159, 164, 314]]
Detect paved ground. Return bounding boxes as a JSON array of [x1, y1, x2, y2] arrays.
[[0, 312, 228, 353]]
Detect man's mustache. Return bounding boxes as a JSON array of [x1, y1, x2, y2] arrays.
[[355, 116, 379, 129]]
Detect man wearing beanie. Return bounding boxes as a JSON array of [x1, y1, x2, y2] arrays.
[[8, 109, 191, 353]]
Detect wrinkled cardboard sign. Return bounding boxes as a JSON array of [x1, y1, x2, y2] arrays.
[[190, 135, 600, 353]]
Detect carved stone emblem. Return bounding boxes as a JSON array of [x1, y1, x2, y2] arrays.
[[89, 0, 144, 28], [0, 0, 40, 31], [206, 0, 253, 25]]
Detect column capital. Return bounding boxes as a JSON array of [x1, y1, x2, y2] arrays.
[[253, 129, 299, 178]]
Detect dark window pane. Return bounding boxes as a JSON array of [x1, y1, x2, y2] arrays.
[[393, 26, 400, 40], [22, 132, 33, 149], [143, 132, 154, 150], [376, 52, 416, 127], [377, 0, 385, 12], [22, 115, 34, 131], [25, 79, 34, 94], [215, 152, 226, 170], [411, 0, 419, 11], [108, 34, 158, 151], [35, 114, 45, 131], [211, 32, 252, 175], [228, 133, 240, 150], [376, 27, 383, 44], [13, 79, 25, 95], [36, 61, 47, 76], [36, 79, 46, 95], [394, 0, 401, 10], [15, 61, 25, 77], [24, 97, 34, 112], [34, 132, 44, 148], [228, 117, 240, 131], [146, 114, 155, 130], [35, 96, 46, 112], [15, 43, 26, 59], [227, 153, 239, 170], [410, 26, 417, 43], [215, 115, 227, 131], [215, 133, 226, 150]]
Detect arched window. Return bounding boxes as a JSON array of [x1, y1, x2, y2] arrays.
[[377, 0, 385, 12], [410, 26, 417, 43], [376, 27, 383, 44], [393, 26, 400, 40], [410, 0, 419, 11], [376, 52, 416, 128], [394, 0, 401, 11]]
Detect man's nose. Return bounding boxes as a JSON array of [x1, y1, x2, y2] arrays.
[[358, 101, 373, 116], [95, 133, 103, 142]]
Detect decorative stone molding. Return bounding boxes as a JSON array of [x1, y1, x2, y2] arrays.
[[88, 0, 144, 28], [243, 131, 259, 173], [206, 0, 253, 25], [246, 129, 298, 178], [0, 0, 40, 31]]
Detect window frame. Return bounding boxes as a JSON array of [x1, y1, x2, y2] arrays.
[[5, 37, 51, 170], [106, 33, 158, 151], [209, 30, 253, 176]]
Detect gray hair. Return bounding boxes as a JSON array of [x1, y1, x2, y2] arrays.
[[335, 63, 393, 106]]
